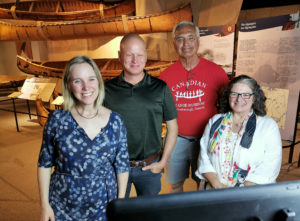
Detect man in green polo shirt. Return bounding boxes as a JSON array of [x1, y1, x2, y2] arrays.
[[104, 33, 178, 197]]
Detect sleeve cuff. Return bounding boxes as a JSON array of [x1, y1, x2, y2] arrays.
[[245, 173, 277, 184]]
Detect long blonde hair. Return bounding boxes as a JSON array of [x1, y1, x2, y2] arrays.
[[62, 56, 105, 110]]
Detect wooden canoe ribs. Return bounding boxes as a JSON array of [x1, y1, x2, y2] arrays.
[[0, 3, 192, 41], [0, 0, 135, 21], [17, 55, 175, 81]]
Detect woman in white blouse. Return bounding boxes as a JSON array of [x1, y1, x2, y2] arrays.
[[196, 75, 282, 189]]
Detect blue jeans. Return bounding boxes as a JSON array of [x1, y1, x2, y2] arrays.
[[125, 157, 162, 197]]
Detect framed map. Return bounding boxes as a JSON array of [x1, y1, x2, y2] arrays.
[[262, 87, 289, 129]]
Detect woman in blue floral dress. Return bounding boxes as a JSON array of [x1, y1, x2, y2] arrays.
[[37, 56, 130, 221]]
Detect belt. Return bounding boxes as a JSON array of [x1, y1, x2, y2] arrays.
[[178, 134, 200, 142], [130, 150, 163, 168]]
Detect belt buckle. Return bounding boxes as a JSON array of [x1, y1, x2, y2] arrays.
[[130, 160, 144, 168], [142, 161, 147, 167]]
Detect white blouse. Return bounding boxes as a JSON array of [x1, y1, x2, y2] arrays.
[[196, 113, 282, 186]]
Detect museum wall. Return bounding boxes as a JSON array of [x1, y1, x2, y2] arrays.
[[238, 4, 300, 21], [0, 41, 23, 76]]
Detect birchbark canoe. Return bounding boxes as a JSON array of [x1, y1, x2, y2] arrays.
[[0, 3, 192, 41], [0, 75, 27, 89], [35, 98, 49, 127], [17, 55, 174, 81], [0, 0, 135, 21]]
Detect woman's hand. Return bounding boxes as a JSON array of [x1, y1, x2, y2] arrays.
[[212, 181, 227, 189], [244, 180, 256, 186], [40, 203, 55, 221], [38, 168, 54, 221], [203, 172, 227, 189]]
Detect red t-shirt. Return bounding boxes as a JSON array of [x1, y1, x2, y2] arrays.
[[160, 58, 229, 137]]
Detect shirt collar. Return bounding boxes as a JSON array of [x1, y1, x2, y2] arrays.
[[117, 70, 151, 87]]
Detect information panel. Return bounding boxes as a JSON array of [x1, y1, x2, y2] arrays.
[[198, 24, 235, 75], [236, 13, 300, 140], [18, 77, 57, 102]]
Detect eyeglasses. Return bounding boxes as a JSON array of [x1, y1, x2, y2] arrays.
[[229, 92, 254, 99], [186, 71, 195, 90], [175, 35, 197, 43]]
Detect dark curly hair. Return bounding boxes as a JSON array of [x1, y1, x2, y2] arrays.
[[218, 75, 266, 116]]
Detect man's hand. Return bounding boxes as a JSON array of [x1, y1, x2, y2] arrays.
[[142, 161, 164, 174]]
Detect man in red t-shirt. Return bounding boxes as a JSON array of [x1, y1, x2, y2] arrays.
[[160, 21, 229, 192]]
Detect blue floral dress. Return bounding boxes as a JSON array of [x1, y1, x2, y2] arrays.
[[38, 110, 130, 221]]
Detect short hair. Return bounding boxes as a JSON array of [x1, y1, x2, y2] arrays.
[[62, 56, 105, 110], [219, 75, 267, 116], [172, 21, 200, 38], [120, 33, 145, 51]]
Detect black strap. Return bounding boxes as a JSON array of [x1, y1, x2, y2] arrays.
[[209, 116, 224, 139], [178, 134, 200, 142]]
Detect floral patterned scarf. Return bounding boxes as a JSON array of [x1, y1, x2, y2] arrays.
[[208, 112, 256, 187]]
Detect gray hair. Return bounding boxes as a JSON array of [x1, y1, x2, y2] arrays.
[[219, 75, 266, 116], [172, 21, 200, 38]]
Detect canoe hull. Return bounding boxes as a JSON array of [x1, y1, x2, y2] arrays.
[[0, 0, 135, 20], [17, 55, 174, 81], [0, 3, 192, 41]]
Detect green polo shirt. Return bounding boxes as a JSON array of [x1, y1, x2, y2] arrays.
[[104, 71, 177, 161]]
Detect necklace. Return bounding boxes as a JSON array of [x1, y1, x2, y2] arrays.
[[232, 117, 245, 133], [232, 115, 247, 128], [234, 122, 243, 127], [75, 106, 98, 119]]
